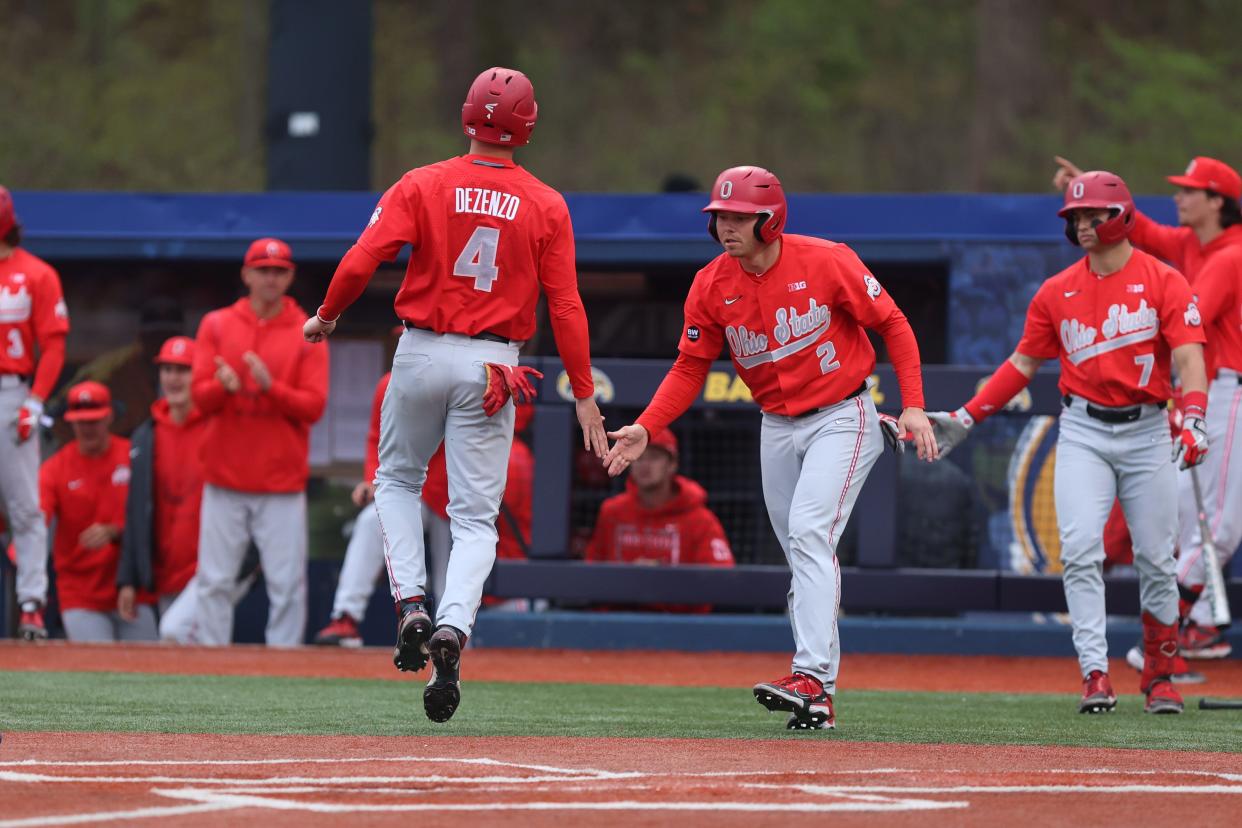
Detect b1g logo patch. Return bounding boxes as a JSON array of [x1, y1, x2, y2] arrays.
[[686, 325, 701, 342]]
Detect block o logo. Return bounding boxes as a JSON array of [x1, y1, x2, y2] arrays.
[[720, 181, 733, 199]]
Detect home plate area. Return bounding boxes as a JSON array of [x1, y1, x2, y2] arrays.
[[1, 736, 1240, 827]]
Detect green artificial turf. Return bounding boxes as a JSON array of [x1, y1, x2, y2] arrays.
[[1, 670, 1239, 752]]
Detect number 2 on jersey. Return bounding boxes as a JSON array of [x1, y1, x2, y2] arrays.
[[816, 340, 840, 374], [453, 226, 500, 292]]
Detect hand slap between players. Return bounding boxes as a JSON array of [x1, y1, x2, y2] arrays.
[[603, 423, 648, 476], [898, 407, 939, 461], [482, 363, 544, 417], [576, 396, 608, 459]]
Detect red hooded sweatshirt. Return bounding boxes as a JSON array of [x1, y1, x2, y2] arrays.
[[586, 475, 734, 567], [191, 297, 329, 493], [151, 399, 207, 595]]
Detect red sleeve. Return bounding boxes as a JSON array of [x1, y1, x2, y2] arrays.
[[1193, 254, 1234, 328], [32, 265, 70, 342], [30, 334, 65, 400], [318, 244, 384, 322], [634, 354, 712, 440], [355, 179, 420, 263], [1159, 268, 1207, 349], [190, 312, 228, 414], [683, 509, 734, 566], [537, 202, 594, 399], [1015, 283, 1062, 360], [265, 340, 329, 424], [584, 499, 616, 562], [824, 246, 926, 409], [676, 271, 726, 360], [1129, 210, 1190, 270], [363, 374, 389, 483]]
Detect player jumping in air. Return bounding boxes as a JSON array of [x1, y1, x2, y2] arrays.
[[304, 67, 608, 724]]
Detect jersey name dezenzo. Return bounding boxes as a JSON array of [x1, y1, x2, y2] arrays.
[[1060, 300, 1159, 366], [454, 187, 521, 220]]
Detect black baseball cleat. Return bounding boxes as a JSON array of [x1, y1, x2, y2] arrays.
[[423, 627, 463, 723], [392, 601, 433, 672]]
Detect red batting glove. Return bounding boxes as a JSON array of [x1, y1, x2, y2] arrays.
[[1167, 405, 1184, 442], [482, 363, 544, 417], [1174, 416, 1208, 470], [13, 397, 43, 444]]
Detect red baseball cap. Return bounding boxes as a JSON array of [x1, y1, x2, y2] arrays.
[[243, 237, 295, 270], [1167, 157, 1241, 201], [64, 381, 113, 422], [646, 428, 679, 461], [154, 335, 195, 367]]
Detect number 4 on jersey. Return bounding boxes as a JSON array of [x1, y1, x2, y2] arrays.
[[453, 226, 501, 292]]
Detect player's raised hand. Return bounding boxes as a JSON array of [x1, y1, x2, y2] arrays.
[[303, 312, 337, 343], [603, 424, 648, 477], [576, 396, 608, 459], [1052, 156, 1084, 191], [899, 407, 939, 461]]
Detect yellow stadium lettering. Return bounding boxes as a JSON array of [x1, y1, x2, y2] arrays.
[[703, 372, 732, 402]]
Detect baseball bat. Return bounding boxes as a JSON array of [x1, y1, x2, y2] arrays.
[[1198, 697, 1242, 711], [1189, 466, 1232, 627]]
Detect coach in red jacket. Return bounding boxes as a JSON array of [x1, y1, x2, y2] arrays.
[[191, 238, 329, 646]]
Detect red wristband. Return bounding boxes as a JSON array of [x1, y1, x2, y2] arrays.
[[962, 360, 1032, 424], [1181, 390, 1207, 419]]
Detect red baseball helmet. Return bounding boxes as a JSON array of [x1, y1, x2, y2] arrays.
[[703, 166, 787, 243], [1057, 171, 1135, 246], [0, 185, 16, 238], [461, 67, 538, 147]]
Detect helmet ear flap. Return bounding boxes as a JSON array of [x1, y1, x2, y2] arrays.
[[753, 215, 767, 243], [708, 213, 719, 242]]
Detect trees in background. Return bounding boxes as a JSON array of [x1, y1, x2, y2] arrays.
[[2, 0, 1239, 193]]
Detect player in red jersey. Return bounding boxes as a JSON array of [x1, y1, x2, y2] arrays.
[[1055, 155, 1242, 657], [0, 185, 70, 640], [929, 171, 1208, 714], [604, 166, 936, 730], [303, 67, 607, 723]]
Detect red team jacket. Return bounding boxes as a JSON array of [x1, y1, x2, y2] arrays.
[[1016, 249, 1206, 406], [191, 297, 329, 493], [39, 436, 149, 612], [585, 476, 734, 567], [0, 247, 70, 397], [320, 154, 594, 399], [150, 399, 207, 595]]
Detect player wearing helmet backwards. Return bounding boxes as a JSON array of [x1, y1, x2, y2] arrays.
[[604, 166, 937, 730], [304, 67, 607, 724], [927, 171, 1209, 715]]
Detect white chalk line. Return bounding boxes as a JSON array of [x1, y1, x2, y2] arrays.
[[0, 802, 235, 828]]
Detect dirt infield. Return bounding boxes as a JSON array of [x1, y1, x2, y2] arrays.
[[1, 732, 1240, 827], [3, 641, 1242, 695]]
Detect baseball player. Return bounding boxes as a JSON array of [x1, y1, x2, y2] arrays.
[[303, 66, 608, 723], [191, 238, 329, 647], [604, 166, 936, 730], [929, 171, 1208, 714], [1055, 155, 1242, 658], [39, 381, 157, 641], [0, 185, 70, 641]]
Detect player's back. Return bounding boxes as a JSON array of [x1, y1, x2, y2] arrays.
[[364, 154, 573, 342]]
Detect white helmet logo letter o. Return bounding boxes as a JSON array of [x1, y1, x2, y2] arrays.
[[1071, 181, 1085, 198], [720, 180, 733, 199]]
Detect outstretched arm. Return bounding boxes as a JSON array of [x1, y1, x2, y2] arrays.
[[928, 352, 1045, 458]]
